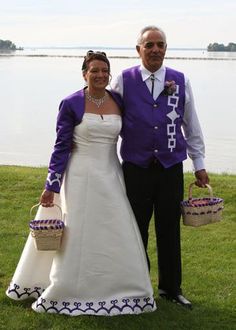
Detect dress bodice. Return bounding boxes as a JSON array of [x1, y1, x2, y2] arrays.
[[73, 113, 122, 146], [71, 113, 122, 170]]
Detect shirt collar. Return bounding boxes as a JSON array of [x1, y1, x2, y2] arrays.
[[139, 64, 166, 82]]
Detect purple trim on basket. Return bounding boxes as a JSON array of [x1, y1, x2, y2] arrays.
[[29, 219, 65, 230], [181, 197, 223, 207], [183, 206, 223, 216]]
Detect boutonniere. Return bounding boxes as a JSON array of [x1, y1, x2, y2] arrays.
[[162, 80, 176, 96]]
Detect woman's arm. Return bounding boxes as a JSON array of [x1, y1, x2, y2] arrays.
[[45, 99, 76, 193]]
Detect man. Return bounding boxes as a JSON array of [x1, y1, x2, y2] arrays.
[[111, 26, 209, 309]]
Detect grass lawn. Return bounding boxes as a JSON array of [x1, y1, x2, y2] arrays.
[[0, 165, 235, 330]]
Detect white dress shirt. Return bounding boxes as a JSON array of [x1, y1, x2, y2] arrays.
[[111, 64, 206, 172]]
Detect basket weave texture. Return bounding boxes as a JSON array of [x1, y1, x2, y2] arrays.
[[181, 183, 224, 227], [29, 204, 64, 250]]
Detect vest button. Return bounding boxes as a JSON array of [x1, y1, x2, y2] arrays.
[[154, 126, 158, 130], [154, 149, 158, 153], [153, 104, 158, 108]]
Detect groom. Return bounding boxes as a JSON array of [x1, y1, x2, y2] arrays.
[[112, 25, 209, 309]]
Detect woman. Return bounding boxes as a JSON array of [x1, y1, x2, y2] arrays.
[[6, 51, 156, 316]]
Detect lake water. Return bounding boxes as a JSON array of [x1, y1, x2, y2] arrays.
[[0, 48, 236, 174]]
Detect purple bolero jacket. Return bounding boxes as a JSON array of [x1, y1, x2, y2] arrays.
[[45, 88, 122, 193]]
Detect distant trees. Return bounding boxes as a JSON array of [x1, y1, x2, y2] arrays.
[[207, 42, 236, 52], [0, 39, 23, 51], [0, 39, 16, 50]]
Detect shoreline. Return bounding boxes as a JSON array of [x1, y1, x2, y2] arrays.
[[1, 164, 236, 176], [0, 53, 236, 61]]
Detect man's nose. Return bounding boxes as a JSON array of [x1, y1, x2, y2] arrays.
[[152, 43, 160, 52]]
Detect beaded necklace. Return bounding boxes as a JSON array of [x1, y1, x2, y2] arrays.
[[85, 89, 107, 108]]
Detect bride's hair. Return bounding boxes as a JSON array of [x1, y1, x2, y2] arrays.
[[82, 50, 110, 73]]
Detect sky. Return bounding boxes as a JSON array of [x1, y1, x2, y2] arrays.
[[1, 0, 235, 49]]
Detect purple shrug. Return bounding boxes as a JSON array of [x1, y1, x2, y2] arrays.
[[45, 88, 122, 193]]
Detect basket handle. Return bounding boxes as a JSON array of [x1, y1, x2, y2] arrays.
[[30, 203, 63, 220], [188, 183, 213, 202]]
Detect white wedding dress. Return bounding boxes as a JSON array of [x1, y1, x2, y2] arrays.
[[6, 113, 156, 316]]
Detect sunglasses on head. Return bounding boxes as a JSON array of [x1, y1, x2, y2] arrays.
[[86, 50, 107, 57]]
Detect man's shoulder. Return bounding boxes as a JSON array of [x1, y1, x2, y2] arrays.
[[122, 65, 140, 74]]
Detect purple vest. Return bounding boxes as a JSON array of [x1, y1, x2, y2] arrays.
[[121, 66, 187, 168]]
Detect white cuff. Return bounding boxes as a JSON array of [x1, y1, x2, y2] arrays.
[[192, 158, 205, 172]]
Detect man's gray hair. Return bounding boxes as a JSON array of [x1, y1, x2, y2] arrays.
[[137, 26, 167, 45]]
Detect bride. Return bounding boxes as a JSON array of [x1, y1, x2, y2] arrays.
[[6, 50, 156, 316]]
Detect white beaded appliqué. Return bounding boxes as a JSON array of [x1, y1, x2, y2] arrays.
[[166, 85, 180, 152], [46, 173, 62, 187]]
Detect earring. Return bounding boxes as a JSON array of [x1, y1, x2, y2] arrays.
[[108, 74, 113, 86]]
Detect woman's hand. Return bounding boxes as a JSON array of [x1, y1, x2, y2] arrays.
[[40, 189, 54, 207]]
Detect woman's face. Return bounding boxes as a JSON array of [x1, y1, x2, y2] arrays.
[[84, 60, 110, 91]]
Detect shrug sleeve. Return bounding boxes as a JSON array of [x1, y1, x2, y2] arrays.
[[45, 99, 76, 193]]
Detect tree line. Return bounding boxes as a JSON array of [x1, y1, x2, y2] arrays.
[[0, 39, 23, 51], [207, 42, 236, 52]]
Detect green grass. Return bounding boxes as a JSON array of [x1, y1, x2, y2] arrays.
[[0, 165, 235, 330]]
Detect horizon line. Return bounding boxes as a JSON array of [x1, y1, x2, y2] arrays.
[[19, 45, 206, 50]]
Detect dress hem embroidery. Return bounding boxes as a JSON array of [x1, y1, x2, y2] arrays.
[[7, 283, 156, 316]]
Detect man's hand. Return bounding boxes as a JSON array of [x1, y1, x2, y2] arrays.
[[194, 169, 209, 188]]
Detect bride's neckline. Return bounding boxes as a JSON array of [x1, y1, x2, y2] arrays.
[[84, 112, 121, 117]]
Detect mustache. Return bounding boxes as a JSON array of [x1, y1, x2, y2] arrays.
[[150, 54, 163, 59]]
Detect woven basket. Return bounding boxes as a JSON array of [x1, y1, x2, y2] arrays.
[[29, 203, 64, 251], [181, 183, 224, 227]]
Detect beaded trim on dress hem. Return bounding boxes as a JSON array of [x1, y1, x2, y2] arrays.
[[7, 283, 44, 300], [7, 283, 156, 316], [32, 296, 156, 316]]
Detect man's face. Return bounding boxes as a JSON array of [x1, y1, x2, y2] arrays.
[[136, 30, 167, 72]]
